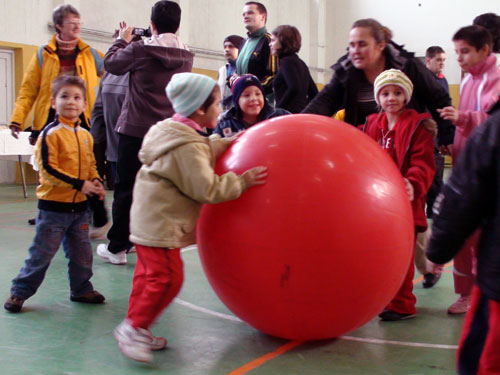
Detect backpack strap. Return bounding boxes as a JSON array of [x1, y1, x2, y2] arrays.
[[90, 47, 104, 76], [37, 45, 46, 69]]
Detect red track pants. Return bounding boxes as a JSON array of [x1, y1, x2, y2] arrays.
[[452, 231, 480, 296], [387, 232, 417, 315], [126, 244, 184, 330]]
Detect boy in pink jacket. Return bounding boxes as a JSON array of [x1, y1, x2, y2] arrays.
[[438, 25, 500, 315]]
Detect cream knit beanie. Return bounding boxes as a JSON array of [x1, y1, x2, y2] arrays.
[[373, 69, 413, 105]]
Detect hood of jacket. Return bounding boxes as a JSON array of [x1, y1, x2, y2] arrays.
[[135, 41, 194, 70], [139, 119, 207, 166]]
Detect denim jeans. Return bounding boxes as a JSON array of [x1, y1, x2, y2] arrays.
[[11, 209, 94, 300]]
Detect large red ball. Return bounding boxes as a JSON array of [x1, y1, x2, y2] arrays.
[[197, 114, 414, 340]]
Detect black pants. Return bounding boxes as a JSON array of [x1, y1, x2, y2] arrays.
[[426, 150, 444, 218], [107, 134, 143, 254], [87, 194, 108, 227]]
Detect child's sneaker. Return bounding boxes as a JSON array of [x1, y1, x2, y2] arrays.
[[4, 295, 25, 313], [143, 329, 167, 351], [378, 309, 416, 321], [96, 243, 127, 265], [113, 320, 153, 363], [70, 290, 105, 304], [447, 295, 471, 315]]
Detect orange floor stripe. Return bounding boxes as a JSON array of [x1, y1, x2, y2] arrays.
[[226, 340, 304, 375], [227, 260, 455, 374], [413, 261, 453, 285]]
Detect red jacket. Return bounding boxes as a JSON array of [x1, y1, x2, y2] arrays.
[[364, 109, 436, 231]]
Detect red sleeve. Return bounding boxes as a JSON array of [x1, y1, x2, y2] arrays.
[[404, 125, 436, 200]]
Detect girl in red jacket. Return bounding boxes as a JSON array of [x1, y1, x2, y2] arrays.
[[364, 69, 436, 321]]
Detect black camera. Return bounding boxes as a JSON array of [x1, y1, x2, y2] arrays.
[[132, 27, 152, 37]]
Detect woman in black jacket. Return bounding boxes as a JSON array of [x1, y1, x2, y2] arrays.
[[302, 18, 454, 149], [270, 25, 318, 113]]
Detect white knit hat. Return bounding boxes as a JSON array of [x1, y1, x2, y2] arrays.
[[373, 69, 413, 106], [166, 73, 217, 117]]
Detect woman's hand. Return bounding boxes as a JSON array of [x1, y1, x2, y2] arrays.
[[427, 260, 444, 275]]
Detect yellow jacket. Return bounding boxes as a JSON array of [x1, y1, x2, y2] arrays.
[[10, 34, 104, 132], [35, 116, 101, 212]]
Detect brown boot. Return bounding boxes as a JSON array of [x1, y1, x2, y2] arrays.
[[4, 295, 25, 313]]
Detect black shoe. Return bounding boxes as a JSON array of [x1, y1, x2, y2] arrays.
[[378, 309, 416, 321], [28, 218, 36, 225], [70, 290, 105, 304], [422, 273, 441, 289], [4, 295, 25, 313]]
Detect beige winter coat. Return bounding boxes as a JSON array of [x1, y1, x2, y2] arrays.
[[129, 119, 246, 248]]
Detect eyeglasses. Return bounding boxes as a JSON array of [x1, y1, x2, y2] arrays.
[[63, 21, 83, 27]]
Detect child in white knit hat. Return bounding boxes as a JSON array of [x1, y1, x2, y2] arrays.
[[363, 68, 436, 321], [113, 72, 267, 363]]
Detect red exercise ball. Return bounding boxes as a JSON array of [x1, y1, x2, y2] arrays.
[[197, 114, 414, 340]]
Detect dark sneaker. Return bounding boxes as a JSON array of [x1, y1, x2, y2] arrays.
[[379, 309, 416, 321], [70, 290, 105, 304], [422, 273, 441, 289], [4, 295, 25, 313], [28, 218, 36, 225]]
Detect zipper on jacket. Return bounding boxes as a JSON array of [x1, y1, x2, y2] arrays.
[[71, 125, 82, 210]]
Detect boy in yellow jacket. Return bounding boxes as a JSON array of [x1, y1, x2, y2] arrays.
[[4, 76, 106, 313]]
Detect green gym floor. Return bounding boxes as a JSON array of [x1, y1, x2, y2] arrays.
[[0, 184, 464, 375]]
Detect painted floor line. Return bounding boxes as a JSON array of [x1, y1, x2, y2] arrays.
[[413, 261, 454, 285], [225, 340, 304, 375], [177, 247, 458, 351], [340, 335, 457, 350], [174, 298, 243, 323], [174, 297, 458, 350]]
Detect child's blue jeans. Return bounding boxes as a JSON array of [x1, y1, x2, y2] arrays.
[[10, 209, 95, 300]]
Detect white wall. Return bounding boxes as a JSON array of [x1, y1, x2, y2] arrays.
[[327, 0, 500, 84], [1, 0, 499, 84]]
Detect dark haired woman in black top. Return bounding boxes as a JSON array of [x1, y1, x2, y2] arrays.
[[270, 25, 318, 113]]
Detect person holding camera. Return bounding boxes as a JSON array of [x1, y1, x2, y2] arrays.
[[97, 0, 194, 265]]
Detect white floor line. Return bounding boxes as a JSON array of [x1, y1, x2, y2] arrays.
[[340, 335, 457, 350], [177, 245, 458, 350], [174, 297, 458, 350], [174, 298, 243, 323]]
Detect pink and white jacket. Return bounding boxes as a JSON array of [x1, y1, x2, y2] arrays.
[[453, 54, 500, 161]]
